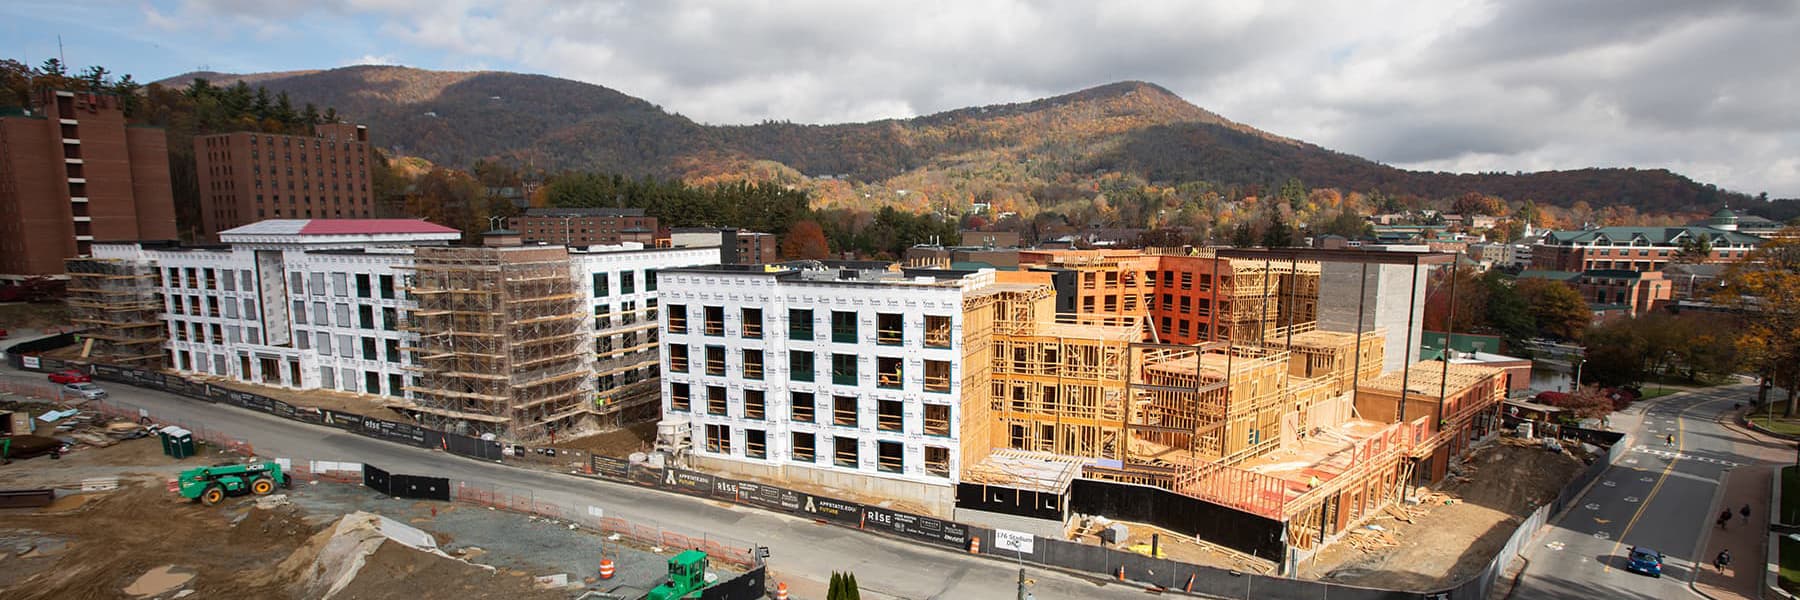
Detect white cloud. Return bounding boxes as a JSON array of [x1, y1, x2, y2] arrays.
[[346, 53, 394, 66], [127, 0, 1800, 196]]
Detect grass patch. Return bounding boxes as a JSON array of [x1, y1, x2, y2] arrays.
[[1638, 387, 1681, 400], [1753, 414, 1800, 437], [1784, 536, 1800, 594], [1785, 466, 1800, 525]]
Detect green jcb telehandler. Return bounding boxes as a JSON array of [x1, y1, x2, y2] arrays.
[[174, 461, 288, 506], [646, 550, 718, 599]]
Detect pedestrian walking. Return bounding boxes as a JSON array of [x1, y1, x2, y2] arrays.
[[1742, 504, 1753, 520], [1666, 434, 1675, 446], [1718, 510, 1732, 528], [1716, 549, 1732, 573]]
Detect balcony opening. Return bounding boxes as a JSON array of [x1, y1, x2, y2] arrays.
[[743, 349, 764, 380], [877, 312, 903, 345], [831, 310, 857, 343], [877, 356, 902, 389], [877, 441, 904, 474], [877, 399, 903, 432], [704, 306, 724, 336], [834, 437, 858, 468], [924, 315, 952, 348], [705, 345, 725, 376], [745, 389, 765, 420], [792, 432, 815, 462], [832, 353, 858, 386], [670, 383, 690, 412], [924, 360, 951, 393], [707, 385, 727, 416], [667, 304, 687, 334], [791, 392, 815, 422], [924, 404, 951, 436], [743, 308, 763, 339], [924, 446, 950, 477], [833, 395, 858, 427]]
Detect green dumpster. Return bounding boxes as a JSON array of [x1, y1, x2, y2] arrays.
[[159, 426, 195, 459]]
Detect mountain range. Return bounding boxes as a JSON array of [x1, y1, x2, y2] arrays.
[[157, 65, 1749, 215]]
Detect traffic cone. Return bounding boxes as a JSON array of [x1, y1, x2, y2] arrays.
[[599, 558, 615, 580], [969, 536, 981, 554], [774, 582, 789, 600], [1116, 565, 1125, 581]]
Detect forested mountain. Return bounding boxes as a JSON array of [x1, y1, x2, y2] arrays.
[[156, 65, 1753, 216]]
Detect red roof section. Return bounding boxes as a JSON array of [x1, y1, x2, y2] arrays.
[[297, 219, 461, 235]]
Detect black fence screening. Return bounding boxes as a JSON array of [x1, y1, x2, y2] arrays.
[[699, 565, 766, 600], [17, 344, 1632, 600], [361, 463, 452, 501]]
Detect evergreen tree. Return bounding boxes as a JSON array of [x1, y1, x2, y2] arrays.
[[111, 74, 141, 118], [1261, 210, 1293, 247], [252, 86, 272, 119], [79, 65, 109, 91], [274, 91, 297, 126], [302, 102, 320, 127]]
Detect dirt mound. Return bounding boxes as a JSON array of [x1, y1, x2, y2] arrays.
[[332, 540, 563, 600]]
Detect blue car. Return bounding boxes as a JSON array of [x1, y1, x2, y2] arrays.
[[1625, 546, 1664, 577]]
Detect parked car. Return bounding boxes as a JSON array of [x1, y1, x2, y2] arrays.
[[61, 382, 107, 400], [47, 369, 91, 384], [0, 327, 9, 339], [1625, 546, 1663, 577]]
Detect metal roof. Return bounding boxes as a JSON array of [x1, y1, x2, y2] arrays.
[[219, 219, 460, 236]]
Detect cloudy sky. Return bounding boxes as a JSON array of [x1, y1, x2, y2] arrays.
[[5, 0, 1797, 196]]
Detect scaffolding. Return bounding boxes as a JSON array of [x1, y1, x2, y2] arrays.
[[397, 246, 592, 442], [63, 257, 168, 366]]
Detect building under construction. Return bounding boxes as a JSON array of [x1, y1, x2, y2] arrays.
[[62, 256, 168, 367], [399, 246, 593, 441]]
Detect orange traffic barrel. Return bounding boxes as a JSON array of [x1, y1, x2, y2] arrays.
[[970, 536, 981, 554], [599, 558, 615, 580], [774, 582, 789, 600]]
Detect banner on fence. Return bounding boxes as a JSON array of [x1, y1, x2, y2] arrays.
[[21, 356, 39, 369]]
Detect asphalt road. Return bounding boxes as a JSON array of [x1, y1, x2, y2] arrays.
[[0, 360, 1149, 600], [1510, 385, 1764, 600]]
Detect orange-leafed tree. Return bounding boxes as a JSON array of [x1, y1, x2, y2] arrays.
[[781, 220, 831, 260], [1720, 229, 1800, 414]]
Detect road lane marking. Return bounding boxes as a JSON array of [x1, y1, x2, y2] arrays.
[[1603, 397, 1712, 572], [1629, 447, 1741, 467]]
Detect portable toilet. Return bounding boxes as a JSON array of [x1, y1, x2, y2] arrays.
[[159, 426, 195, 459]]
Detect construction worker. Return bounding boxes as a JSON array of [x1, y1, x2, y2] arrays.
[[1666, 434, 1675, 447], [1307, 475, 1320, 489]]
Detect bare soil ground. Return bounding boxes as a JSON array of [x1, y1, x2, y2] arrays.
[[0, 432, 666, 598], [0, 304, 69, 331], [1300, 436, 1588, 591], [553, 421, 656, 457]]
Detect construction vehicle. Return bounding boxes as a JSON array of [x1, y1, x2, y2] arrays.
[[645, 550, 717, 599], [175, 461, 288, 506]]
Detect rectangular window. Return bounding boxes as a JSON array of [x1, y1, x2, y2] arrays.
[[297, 332, 311, 350], [834, 437, 858, 468], [877, 356, 902, 389], [379, 274, 395, 299], [382, 307, 397, 331], [742, 308, 763, 339], [789, 350, 814, 382], [832, 353, 858, 386], [831, 310, 857, 343], [924, 360, 951, 393], [877, 313, 903, 345], [593, 273, 609, 297], [924, 446, 950, 477], [667, 304, 686, 334], [621, 271, 635, 294], [223, 272, 237, 292], [225, 301, 239, 319], [877, 441, 904, 473], [335, 303, 351, 327], [365, 371, 380, 395], [359, 305, 374, 329], [361, 337, 377, 360], [669, 345, 689, 372], [744, 349, 764, 380], [833, 395, 858, 427], [705, 424, 730, 454], [703, 306, 724, 336], [320, 366, 336, 390], [924, 404, 951, 436], [1180, 272, 1193, 290], [789, 309, 814, 340], [707, 386, 727, 416], [745, 428, 767, 459], [791, 432, 816, 463], [644, 269, 657, 291], [705, 345, 726, 376], [317, 332, 333, 356], [877, 399, 903, 432], [924, 315, 952, 348], [355, 274, 371, 298], [289, 271, 304, 294], [309, 272, 325, 296], [670, 383, 690, 412], [745, 389, 766, 420], [292, 300, 307, 324], [385, 339, 400, 363], [791, 392, 816, 422], [388, 374, 403, 398], [332, 272, 348, 296], [243, 298, 256, 318]]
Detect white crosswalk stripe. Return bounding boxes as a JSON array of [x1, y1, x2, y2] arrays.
[[1630, 446, 1742, 467]]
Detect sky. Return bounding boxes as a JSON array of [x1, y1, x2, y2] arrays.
[[4, 0, 1797, 197]]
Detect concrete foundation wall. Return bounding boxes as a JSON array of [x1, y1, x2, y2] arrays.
[[1318, 262, 1425, 376], [954, 506, 1067, 538], [690, 454, 955, 518]]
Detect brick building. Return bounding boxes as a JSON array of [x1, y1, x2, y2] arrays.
[[193, 123, 372, 241], [509, 207, 657, 246], [670, 227, 777, 264], [0, 89, 176, 279], [1530, 225, 1762, 273]]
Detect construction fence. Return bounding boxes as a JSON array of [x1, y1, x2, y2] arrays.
[[7, 335, 1623, 600]]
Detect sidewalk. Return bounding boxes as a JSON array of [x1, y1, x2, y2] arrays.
[[1695, 407, 1792, 599]]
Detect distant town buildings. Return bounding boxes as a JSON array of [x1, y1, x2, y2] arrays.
[[194, 123, 373, 241], [509, 207, 657, 246], [1529, 209, 1764, 273], [0, 89, 177, 279]]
